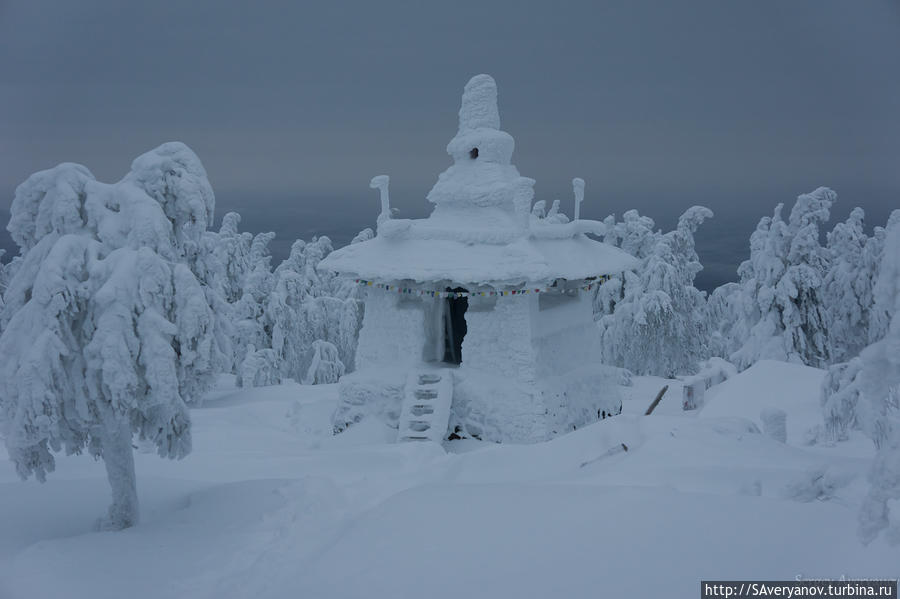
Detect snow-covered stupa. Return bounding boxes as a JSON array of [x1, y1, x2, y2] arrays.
[[322, 74, 638, 443]]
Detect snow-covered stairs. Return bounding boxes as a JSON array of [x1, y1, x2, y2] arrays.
[[397, 368, 453, 443]]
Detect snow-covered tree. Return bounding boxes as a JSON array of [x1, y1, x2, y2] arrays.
[[238, 344, 281, 388], [614, 209, 658, 260], [0, 249, 7, 320], [265, 240, 313, 383], [266, 237, 363, 383], [592, 210, 657, 319], [596, 207, 713, 377], [819, 208, 900, 543], [220, 230, 367, 388], [707, 282, 743, 359], [863, 224, 890, 344], [0, 142, 226, 529], [200, 211, 254, 305], [303, 339, 345, 385], [729, 188, 835, 369], [855, 210, 900, 545], [819, 211, 896, 435], [666, 205, 715, 348], [820, 357, 864, 441], [823, 208, 876, 362], [811, 208, 879, 440], [232, 231, 276, 377]]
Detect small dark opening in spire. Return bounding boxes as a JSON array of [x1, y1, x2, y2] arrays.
[[469, 147, 479, 159]]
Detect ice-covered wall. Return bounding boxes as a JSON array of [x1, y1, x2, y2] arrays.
[[450, 370, 547, 443], [355, 288, 425, 370], [538, 364, 622, 434], [532, 291, 620, 431], [339, 284, 620, 442], [461, 295, 537, 383], [449, 291, 619, 442], [421, 295, 444, 363], [448, 294, 548, 442], [532, 292, 600, 378], [333, 287, 426, 433]]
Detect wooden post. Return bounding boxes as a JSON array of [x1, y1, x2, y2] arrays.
[[644, 385, 669, 416]]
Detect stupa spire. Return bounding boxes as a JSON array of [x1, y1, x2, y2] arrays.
[[427, 74, 533, 223], [458, 74, 500, 132], [443, 74, 516, 167]]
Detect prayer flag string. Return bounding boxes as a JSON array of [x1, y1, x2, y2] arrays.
[[352, 275, 615, 298]]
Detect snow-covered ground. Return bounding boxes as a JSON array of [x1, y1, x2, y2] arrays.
[[1, 362, 895, 599]]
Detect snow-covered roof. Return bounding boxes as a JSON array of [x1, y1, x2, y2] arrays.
[[321, 233, 636, 285], [321, 74, 638, 286]]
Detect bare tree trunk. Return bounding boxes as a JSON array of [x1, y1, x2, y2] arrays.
[[100, 418, 139, 530]]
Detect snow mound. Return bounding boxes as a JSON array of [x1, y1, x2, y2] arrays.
[[699, 360, 826, 444]]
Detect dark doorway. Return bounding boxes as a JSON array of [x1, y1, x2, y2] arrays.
[[443, 287, 468, 364]]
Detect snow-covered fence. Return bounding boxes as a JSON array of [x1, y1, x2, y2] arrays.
[[681, 358, 737, 411]]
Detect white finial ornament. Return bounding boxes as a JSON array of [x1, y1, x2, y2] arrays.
[[371, 175, 390, 222], [573, 178, 585, 221]]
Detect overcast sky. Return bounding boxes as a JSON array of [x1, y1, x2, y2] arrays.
[[2, 0, 898, 289]]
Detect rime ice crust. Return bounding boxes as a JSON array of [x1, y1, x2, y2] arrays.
[[325, 75, 634, 444], [322, 236, 636, 286], [458, 74, 501, 131], [445, 75, 511, 167], [432, 74, 523, 220], [321, 74, 638, 285]]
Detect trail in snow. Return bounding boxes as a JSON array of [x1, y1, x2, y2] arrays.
[[0, 363, 895, 599]]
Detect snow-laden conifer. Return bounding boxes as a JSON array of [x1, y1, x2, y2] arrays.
[[232, 231, 276, 377], [0, 142, 225, 529], [0, 249, 8, 321], [266, 237, 363, 383], [303, 340, 345, 385], [238, 344, 281, 388], [730, 188, 835, 369], [856, 210, 900, 545], [596, 207, 712, 377], [824, 208, 875, 362]]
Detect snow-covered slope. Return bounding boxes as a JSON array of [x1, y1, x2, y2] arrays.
[[699, 360, 825, 444], [0, 367, 894, 599]]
